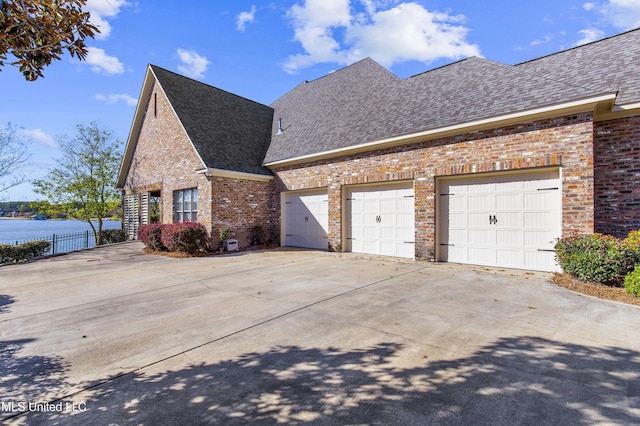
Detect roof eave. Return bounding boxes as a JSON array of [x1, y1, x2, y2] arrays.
[[595, 100, 640, 121], [264, 93, 618, 168], [196, 167, 274, 182]]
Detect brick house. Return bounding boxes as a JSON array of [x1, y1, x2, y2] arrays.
[[117, 29, 640, 272]]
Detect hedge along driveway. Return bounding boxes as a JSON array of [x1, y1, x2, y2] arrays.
[[1, 242, 639, 425]]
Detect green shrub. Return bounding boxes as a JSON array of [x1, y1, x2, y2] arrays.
[[161, 222, 209, 254], [138, 223, 166, 251], [555, 233, 636, 286], [0, 240, 51, 263], [251, 225, 267, 245], [624, 230, 640, 253], [624, 265, 640, 297], [99, 229, 127, 245], [219, 227, 230, 242]]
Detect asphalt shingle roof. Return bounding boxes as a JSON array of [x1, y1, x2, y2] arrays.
[[263, 56, 608, 164], [515, 28, 640, 106], [151, 65, 274, 176], [142, 29, 639, 168]]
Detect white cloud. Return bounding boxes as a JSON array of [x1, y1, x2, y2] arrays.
[[85, 0, 130, 39], [576, 28, 605, 45], [19, 129, 57, 149], [176, 49, 211, 79], [85, 47, 125, 75], [236, 6, 257, 31], [95, 93, 138, 106], [583, 2, 597, 11], [530, 33, 554, 46], [283, 0, 480, 73], [599, 0, 640, 29]]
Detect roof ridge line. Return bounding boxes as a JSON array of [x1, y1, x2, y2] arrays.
[[514, 26, 640, 66], [149, 64, 270, 109]]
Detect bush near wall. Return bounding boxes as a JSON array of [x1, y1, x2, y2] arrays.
[[555, 232, 640, 289], [161, 222, 209, 254], [138, 223, 166, 251], [99, 229, 127, 245], [139, 223, 210, 255], [0, 241, 51, 264]]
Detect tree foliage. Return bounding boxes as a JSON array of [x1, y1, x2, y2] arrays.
[[0, 122, 30, 193], [0, 0, 99, 80], [33, 122, 122, 245]]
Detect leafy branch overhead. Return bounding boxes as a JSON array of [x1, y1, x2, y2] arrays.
[[0, 0, 99, 80]]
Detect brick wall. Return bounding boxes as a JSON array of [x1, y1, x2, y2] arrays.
[[270, 114, 595, 260], [594, 115, 640, 238], [123, 79, 276, 248], [123, 80, 213, 231], [210, 176, 274, 248]]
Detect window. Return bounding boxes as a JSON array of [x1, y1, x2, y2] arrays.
[[174, 188, 198, 223]]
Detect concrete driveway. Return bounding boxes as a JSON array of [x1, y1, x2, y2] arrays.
[[1, 242, 639, 425]]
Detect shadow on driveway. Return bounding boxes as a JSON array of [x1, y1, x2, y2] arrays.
[[13, 336, 640, 425]]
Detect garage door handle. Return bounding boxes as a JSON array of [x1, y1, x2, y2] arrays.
[[489, 215, 497, 225], [537, 249, 556, 252]]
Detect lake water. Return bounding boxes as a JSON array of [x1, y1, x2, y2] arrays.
[[0, 219, 122, 245]]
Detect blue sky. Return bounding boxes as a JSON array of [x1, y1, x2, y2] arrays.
[[2, 0, 640, 201]]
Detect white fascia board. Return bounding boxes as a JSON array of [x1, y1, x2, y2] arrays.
[[196, 168, 274, 182], [265, 93, 617, 168]]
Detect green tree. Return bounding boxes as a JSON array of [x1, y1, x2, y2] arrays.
[[0, 0, 99, 80], [0, 123, 30, 192], [33, 122, 122, 245], [29, 200, 69, 219]]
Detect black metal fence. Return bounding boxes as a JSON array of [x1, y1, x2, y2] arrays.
[[10, 230, 101, 255]]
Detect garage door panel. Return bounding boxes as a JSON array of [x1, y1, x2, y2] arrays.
[[524, 211, 554, 228], [439, 170, 561, 272], [469, 195, 491, 210], [524, 230, 555, 247], [469, 213, 489, 227], [524, 192, 554, 209], [525, 250, 555, 269], [496, 193, 523, 210], [498, 211, 523, 227], [496, 229, 524, 246], [496, 249, 523, 267], [346, 183, 415, 259], [284, 190, 328, 250], [469, 229, 491, 244], [469, 247, 493, 263]]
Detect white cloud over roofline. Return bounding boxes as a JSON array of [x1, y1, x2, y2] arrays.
[[95, 93, 138, 106], [599, 0, 640, 30], [176, 49, 211, 80], [283, 0, 481, 73]]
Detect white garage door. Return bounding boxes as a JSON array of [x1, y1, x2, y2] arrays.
[[283, 190, 328, 250], [437, 170, 561, 272], [346, 182, 415, 259]]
